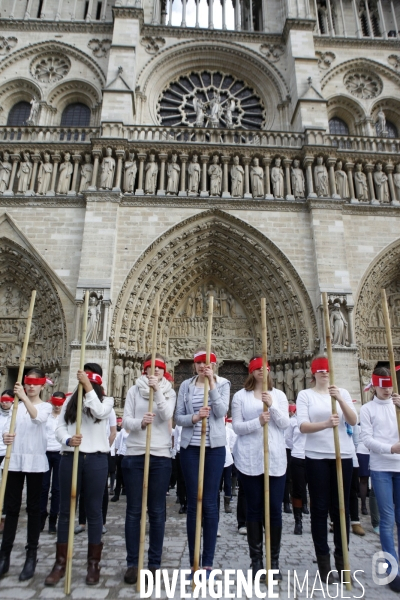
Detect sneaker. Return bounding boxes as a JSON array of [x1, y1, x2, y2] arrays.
[[102, 526, 107, 534], [373, 526, 380, 534], [74, 525, 86, 534], [351, 524, 365, 536], [238, 527, 247, 535], [217, 529, 221, 537]]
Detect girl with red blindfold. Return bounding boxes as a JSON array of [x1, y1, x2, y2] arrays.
[[0, 369, 52, 582], [296, 355, 357, 583], [121, 353, 176, 585], [40, 392, 66, 534], [360, 366, 400, 593]]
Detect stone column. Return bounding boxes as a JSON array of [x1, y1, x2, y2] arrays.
[[88, 151, 100, 191], [69, 154, 81, 195], [365, 163, 378, 204], [345, 162, 357, 203], [385, 163, 399, 205], [157, 153, 167, 196], [283, 158, 294, 200], [347, 306, 355, 346], [112, 150, 124, 192], [243, 157, 252, 199], [327, 157, 340, 199], [101, 300, 111, 344], [200, 154, 209, 197], [263, 156, 273, 199], [135, 153, 146, 195], [28, 154, 40, 196], [72, 301, 83, 344], [3, 154, 20, 196], [221, 155, 231, 198], [179, 153, 188, 197], [303, 156, 316, 198]]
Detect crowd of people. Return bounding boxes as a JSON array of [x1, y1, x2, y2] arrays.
[[0, 354, 399, 594]]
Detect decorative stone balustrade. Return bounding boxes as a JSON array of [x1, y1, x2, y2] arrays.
[[0, 126, 100, 144]]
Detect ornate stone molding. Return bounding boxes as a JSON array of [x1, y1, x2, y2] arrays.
[[140, 36, 166, 55], [141, 24, 281, 45], [88, 39, 112, 58], [0, 196, 85, 208], [344, 70, 382, 100], [314, 36, 400, 51], [259, 44, 284, 62], [321, 58, 400, 91], [0, 20, 113, 34], [30, 54, 71, 84], [388, 55, 400, 72], [316, 51, 336, 70], [0, 36, 17, 55]]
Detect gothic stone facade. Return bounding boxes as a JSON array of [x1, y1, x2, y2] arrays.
[[0, 0, 399, 408]]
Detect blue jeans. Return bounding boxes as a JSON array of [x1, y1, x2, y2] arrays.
[[58, 452, 108, 545], [122, 454, 171, 568], [371, 470, 400, 571], [180, 445, 225, 567], [40, 451, 61, 517], [237, 470, 286, 527]]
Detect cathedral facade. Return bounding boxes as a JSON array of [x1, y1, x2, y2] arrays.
[[0, 0, 399, 407]]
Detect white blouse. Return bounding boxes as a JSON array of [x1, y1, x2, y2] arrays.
[[284, 415, 306, 460], [46, 412, 62, 452], [232, 388, 290, 477], [2, 401, 52, 472], [360, 396, 400, 472]]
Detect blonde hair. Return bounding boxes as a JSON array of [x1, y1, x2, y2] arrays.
[[244, 356, 273, 391]]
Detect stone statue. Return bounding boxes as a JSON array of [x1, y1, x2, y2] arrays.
[[270, 367, 276, 388], [291, 159, 305, 199], [86, 295, 101, 343], [209, 93, 223, 128], [0, 152, 12, 193], [124, 360, 134, 395], [113, 358, 124, 398], [193, 96, 205, 127], [79, 153, 93, 192], [250, 158, 264, 198], [314, 156, 329, 197], [305, 361, 312, 388], [57, 152, 73, 194], [394, 164, 400, 202], [166, 154, 180, 195], [100, 147, 115, 189], [186, 294, 195, 318], [123, 152, 137, 193], [354, 163, 368, 201], [230, 156, 244, 197], [188, 154, 201, 195], [52, 368, 60, 391], [334, 161, 349, 199], [195, 289, 203, 316], [330, 302, 348, 346], [275, 364, 284, 392], [144, 154, 158, 194], [293, 362, 305, 397], [17, 152, 32, 193], [227, 293, 236, 318], [376, 108, 387, 136], [271, 158, 284, 198], [208, 155, 222, 196], [374, 163, 389, 203], [225, 99, 235, 128], [206, 283, 218, 312], [133, 361, 142, 381], [284, 363, 294, 401], [37, 152, 53, 195], [28, 98, 40, 125], [219, 288, 229, 317]]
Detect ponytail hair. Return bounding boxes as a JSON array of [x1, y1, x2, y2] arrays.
[[64, 362, 104, 425]]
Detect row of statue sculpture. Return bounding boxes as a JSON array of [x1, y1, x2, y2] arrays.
[[1, 148, 400, 202]]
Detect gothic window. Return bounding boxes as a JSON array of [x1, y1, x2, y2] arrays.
[[7, 101, 31, 126], [375, 120, 398, 138], [329, 117, 349, 135], [61, 103, 91, 127]]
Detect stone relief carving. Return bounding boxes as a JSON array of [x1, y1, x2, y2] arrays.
[[86, 293, 102, 344], [250, 158, 264, 198], [79, 153, 93, 192], [17, 152, 32, 193], [335, 161, 349, 199], [284, 363, 294, 401], [57, 152, 73, 194], [354, 163, 369, 201], [30, 54, 71, 83], [374, 162, 390, 203], [271, 158, 284, 199], [27, 98, 40, 126], [208, 155, 222, 197], [140, 36, 166, 54], [100, 147, 115, 190], [0, 153, 11, 193], [260, 44, 284, 62], [344, 71, 382, 99], [231, 156, 244, 198], [0, 36, 17, 55], [123, 152, 137, 194], [329, 301, 349, 347], [316, 51, 336, 70], [388, 54, 400, 72], [166, 154, 180, 195], [113, 358, 124, 406], [188, 155, 201, 196], [314, 156, 329, 197], [145, 154, 158, 194], [291, 159, 305, 199], [88, 38, 112, 58], [37, 152, 53, 195]]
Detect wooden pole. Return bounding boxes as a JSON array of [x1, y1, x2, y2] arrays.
[[321, 292, 351, 591], [193, 296, 214, 579], [381, 288, 400, 434], [261, 298, 271, 575], [0, 290, 36, 517], [137, 294, 160, 592], [65, 290, 90, 595]]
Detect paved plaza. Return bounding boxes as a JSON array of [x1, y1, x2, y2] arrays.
[[0, 490, 392, 599]]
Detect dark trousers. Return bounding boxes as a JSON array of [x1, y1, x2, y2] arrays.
[[306, 457, 353, 557], [0, 456, 9, 516], [78, 474, 109, 526], [170, 458, 177, 489], [1, 470, 44, 553], [220, 464, 233, 498], [237, 470, 286, 527], [114, 454, 125, 495], [122, 454, 172, 568], [237, 479, 247, 529], [283, 448, 292, 504], [40, 450, 61, 517], [291, 456, 307, 507], [58, 452, 108, 545], [176, 452, 187, 507], [180, 445, 225, 567], [350, 466, 360, 522]]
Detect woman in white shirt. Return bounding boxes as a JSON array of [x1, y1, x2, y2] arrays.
[[285, 404, 307, 535], [0, 389, 13, 535], [360, 366, 400, 593], [232, 356, 289, 581], [45, 363, 113, 587], [40, 391, 66, 534], [296, 356, 357, 583], [0, 369, 52, 582]]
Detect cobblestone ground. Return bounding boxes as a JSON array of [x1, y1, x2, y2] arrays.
[[0, 487, 393, 599]]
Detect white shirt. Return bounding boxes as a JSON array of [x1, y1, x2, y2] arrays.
[[360, 396, 400, 472], [232, 388, 290, 477], [284, 415, 306, 460], [56, 390, 114, 454], [2, 401, 52, 472], [46, 412, 62, 452], [296, 388, 356, 460], [0, 408, 11, 456], [106, 408, 117, 441], [224, 426, 236, 468], [172, 425, 182, 453], [115, 428, 129, 456]]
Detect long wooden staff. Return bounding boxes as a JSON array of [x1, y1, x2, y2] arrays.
[[0, 290, 36, 516], [137, 294, 160, 593], [322, 293, 351, 591], [261, 298, 271, 576], [193, 295, 214, 579], [65, 290, 89, 595], [381, 288, 400, 434]]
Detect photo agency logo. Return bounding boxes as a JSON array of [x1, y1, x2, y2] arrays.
[[372, 551, 398, 586]]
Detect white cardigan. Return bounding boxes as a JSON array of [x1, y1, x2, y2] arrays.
[[360, 396, 400, 472], [231, 388, 290, 477]]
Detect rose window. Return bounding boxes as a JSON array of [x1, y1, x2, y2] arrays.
[[30, 54, 71, 83], [158, 71, 266, 130], [344, 71, 382, 99]]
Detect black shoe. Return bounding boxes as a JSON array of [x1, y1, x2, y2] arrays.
[[361, 506, 368, 515], [19, 547, 37, 581], [124, 566, 138, 584], [283, 503, 292, 514], [40, 511, 48, 532], [121, 489, 126, 496], [48, 515, 57, 534], [179, 506, 187, 514], [302, 505, 309, 515], [293, 508, 303, 535], [111, 494, 119, 502], [389, 575, 400, 593], [270, 526, 283, 581], [0, 551, 10, 578], [246, 522, 265, 582]]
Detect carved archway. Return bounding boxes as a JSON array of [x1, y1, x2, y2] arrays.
[[111, 211, 318, 375], [0, 238, 68, 389], [355, 239, 400, 364]]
